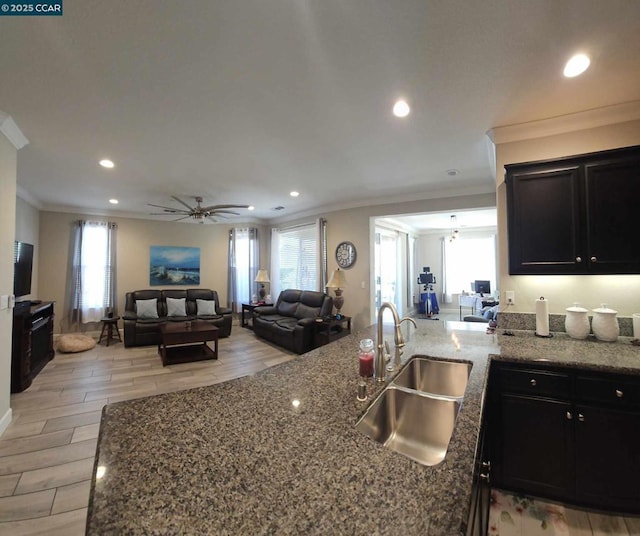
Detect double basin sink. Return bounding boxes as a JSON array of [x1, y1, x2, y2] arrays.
[[355, 356, 471, 466]]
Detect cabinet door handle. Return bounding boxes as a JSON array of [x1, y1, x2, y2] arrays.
[[578, 413, 585, 422], [481, 461, 491, 470], [590, 256, 597, 263], [566, 411, 573, 420], [530, 379, 537, 386], [576, 256, 582, 263], [480, 473, 490, 483], [615, 389, 624, 398]]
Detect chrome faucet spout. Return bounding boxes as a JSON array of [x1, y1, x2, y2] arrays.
[[375, 303, 414, 382]]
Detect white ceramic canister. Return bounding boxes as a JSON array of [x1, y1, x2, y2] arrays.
[[591, 304, 619, 342], [565, 303, 590, 340]]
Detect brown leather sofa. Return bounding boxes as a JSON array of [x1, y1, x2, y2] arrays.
[[123, 288, 232, 347], [252, 289, 333, 354]]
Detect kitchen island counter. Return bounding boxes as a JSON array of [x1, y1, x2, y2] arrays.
[[86, 321, 640, 535]]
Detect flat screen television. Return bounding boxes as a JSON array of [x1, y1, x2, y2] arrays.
[[473, 280, 491, 295], [14, 241, 34, 298]]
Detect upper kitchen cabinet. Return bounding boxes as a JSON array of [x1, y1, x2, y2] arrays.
[[506, 145, 640, 275]]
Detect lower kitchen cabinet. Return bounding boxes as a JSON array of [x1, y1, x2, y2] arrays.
[[574, 403, 640, 512], [498, 394, 574, 501], [466, 402, 491, 536], [489, 362, 640, 514]]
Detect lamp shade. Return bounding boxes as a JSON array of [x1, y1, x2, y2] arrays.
[[327, 268, 347, 288], [255, 269, 270, 283]]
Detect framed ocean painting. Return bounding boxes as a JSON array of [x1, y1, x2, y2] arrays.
[[150, 246, 200, 286]]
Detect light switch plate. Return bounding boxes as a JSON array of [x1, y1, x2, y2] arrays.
[[8, 294, 15, 308], [0, 295, 8, 310], [505, 291, 515, 305]]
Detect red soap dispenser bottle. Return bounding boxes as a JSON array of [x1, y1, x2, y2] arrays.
[[358, 338, 374, 377]]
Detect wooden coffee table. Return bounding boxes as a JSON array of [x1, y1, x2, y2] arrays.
[[158, 321, 219, 366]]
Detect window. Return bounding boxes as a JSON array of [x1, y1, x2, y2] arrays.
[[228, 228, 258, 312], [270, 219, 326, 298], [443, 235, 496, 301], [66, 220, 117, 326]]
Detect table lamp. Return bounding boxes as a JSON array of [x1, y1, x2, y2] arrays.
[[255, 270, 270, 302], [327, 268, 347, 317]]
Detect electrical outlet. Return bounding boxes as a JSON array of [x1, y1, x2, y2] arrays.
[[505, 291, 515, 305]]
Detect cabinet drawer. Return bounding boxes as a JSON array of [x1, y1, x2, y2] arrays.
[[575, 376, 640, 407], [499, 368, 570, 398]]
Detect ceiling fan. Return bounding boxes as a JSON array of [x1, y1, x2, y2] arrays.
[[149, 196, 250, 223]]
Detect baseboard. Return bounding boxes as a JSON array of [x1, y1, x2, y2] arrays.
[[0, 407, 13, 438]]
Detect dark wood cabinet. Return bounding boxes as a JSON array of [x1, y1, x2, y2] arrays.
[[466, 399, 491, 536], [11, 301, 55, 393], [490, 362, 640, 514], [498, 394, 574, 501], [506, 145, 640, 275]]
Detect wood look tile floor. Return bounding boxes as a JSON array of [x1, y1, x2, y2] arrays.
[[0, 322, 296, 535]]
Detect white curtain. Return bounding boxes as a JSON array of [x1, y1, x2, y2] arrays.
[[65, 220, 117, 328], [228, 228, 259, 313]]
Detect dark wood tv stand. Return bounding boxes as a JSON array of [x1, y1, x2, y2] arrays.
[[11, 301, 55, 393]]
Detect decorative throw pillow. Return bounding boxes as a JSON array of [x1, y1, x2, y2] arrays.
[[196, 299, 216, 316], [166, 297, 187, 317], [136, 298, 159, 319]]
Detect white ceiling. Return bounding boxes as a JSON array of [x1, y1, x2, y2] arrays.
[[2, 1, 640, 222], [378, 208, 497, 234]]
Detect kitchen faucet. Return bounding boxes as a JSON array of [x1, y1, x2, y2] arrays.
[[375, 302, 418, 382]]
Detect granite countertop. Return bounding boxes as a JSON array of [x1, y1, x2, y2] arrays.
[[86, 321, 640, 535]]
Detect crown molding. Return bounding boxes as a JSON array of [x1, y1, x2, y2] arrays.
[[0, 111, 29, 149], [16, 185, 43, 209], [487, 101, 640, 145]]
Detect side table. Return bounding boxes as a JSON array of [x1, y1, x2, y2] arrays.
[[314, 316, 351, 348], [241, 303, 273, 329], [98, 316, 122, 346]]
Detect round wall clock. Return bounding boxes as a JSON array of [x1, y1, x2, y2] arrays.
[[335, 241, 357, 269]]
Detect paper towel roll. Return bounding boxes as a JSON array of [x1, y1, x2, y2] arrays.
[[536, 297, 550, 336]]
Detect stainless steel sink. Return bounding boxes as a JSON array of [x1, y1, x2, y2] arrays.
[[391, 357, 471, 398], [355, 386, 461, 466]]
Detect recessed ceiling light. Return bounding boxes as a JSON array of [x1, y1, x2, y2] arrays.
[[248, 205, 255, 211], [109, 199, 119, 204], [290, 191, 299, 197], [393, 99, 410, 118], [446, 169, 459, 177], [99, 159, 115, 168], [563, 53, 590, 78]]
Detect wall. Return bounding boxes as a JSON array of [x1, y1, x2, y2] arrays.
[[496, 119, 640, 316], [38, 211, 270, 333], [417, 228, 497, 313], [15, 195, 39, 299], [273, 192, 496, 331], [0, 133, 17, 435]]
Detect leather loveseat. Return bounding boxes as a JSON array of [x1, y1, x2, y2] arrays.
[[123, 288, 232, 347], [252, 289, 333, 354]]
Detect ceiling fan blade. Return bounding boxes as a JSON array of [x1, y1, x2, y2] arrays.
[[172, 215, 191, 222], [209, 210, 240, 216], [149, 212, 182, 215], [147, 203, 186, 212], [205, 215, 218, 223], [201, 203, 250, 212], [171, 196, 196, 211]]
